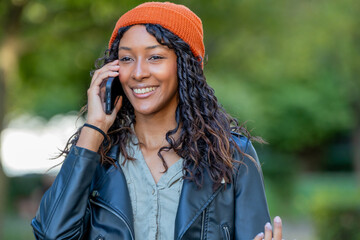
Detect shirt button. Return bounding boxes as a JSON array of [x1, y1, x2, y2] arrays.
[[152, 189, 155, 195], [95, 235, 105, 240]]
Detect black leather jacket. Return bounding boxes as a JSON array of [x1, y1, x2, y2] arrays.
[[31, 133, 270, 240]]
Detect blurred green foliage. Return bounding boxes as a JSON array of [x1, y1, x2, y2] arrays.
[[6, 175, 43, 212], [3, 214, 34, 240], [265, 173, 359, 239], [311, 182, 360, 239], [204, 0, 360, 152]]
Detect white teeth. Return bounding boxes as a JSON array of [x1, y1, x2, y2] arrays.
[[133, 87, 156, 94]]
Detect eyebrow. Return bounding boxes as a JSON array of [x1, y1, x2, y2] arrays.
[[118, 45, 166, 51], [146, 45, 166, 50], [118, 46, 131, 51]]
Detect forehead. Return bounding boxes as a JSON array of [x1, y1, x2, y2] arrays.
[[119, 25, 159, 47]]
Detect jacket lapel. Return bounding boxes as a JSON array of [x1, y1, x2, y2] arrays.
[[91, 145, 135, 234], [174, 169, 223, 240]]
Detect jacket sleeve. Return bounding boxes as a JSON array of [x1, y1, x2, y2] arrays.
[[234, 138, 271, 240], [31, 145, 100, 240]]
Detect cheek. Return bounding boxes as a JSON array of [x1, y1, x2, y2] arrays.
[[154, 63, 178, 85], [118, 70, 132, 98], [118, 68, 130, 85]]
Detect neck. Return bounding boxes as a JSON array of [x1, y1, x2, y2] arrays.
[[134, 110, 179, 150]]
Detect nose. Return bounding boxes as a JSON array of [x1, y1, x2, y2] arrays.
[[132, 58, 150, 81]]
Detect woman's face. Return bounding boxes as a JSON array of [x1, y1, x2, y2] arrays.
[[118, 25, 179, 118]]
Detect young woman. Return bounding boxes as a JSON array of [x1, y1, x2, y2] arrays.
[[32, 2, 283, 240]]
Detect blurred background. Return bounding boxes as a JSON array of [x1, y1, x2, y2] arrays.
[[0, 0, 359, 239]]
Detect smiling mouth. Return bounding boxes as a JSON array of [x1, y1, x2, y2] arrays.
[[133, 87, 157, 94]]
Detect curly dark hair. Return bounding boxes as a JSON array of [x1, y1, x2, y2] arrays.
[[59, 24, 262, 190]]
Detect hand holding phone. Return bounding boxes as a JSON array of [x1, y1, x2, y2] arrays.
[[82, 60, 121, 142], [105, 77, 123, 115]]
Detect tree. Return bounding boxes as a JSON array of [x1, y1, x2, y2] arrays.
[[0, 0, 27, 235], [204, 0, 359, 177]]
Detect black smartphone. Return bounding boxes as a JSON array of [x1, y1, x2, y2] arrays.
[[105, 77, 123, 115]]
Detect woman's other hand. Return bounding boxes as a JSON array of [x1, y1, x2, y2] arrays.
[[76, 60, 123, 151], [254, 216, 283, 240]]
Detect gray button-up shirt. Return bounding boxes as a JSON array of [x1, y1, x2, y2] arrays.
[[119, 135, 184, 240]]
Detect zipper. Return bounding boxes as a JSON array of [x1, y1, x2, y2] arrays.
[[177, 185, 225, 240], [89, 198, 134, 240], [222, 225, 230, 240], [200, 208, 207, 239]]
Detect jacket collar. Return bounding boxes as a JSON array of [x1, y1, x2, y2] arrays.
[[98, 143, 223, 240]]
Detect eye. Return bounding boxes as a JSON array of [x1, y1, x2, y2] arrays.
[[149, 55, 165, 61], [119, 56, 132, 62]]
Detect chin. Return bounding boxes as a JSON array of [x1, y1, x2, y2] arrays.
[[133, 105, 158, 116]]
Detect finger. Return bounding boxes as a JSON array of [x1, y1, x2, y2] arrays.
[[91, 66, 119, 88], [264, 222, 273, 240], [90, 71, 119, 91], [111, 96, 123, 117], [92, 64, 119, 81], [90, 60, 119, 86], [253, 232, 264, 240], [273, 216, 282, 240], [100, 83, 106, 102], [94, 59, 119, 75]]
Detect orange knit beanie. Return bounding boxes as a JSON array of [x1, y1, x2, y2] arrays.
[[108, 2, 205, 62]]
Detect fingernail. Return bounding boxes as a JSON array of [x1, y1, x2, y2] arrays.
[[257, 232, 264, 237], [274, 216, 281, 223], [265, 222, 272, 230]]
